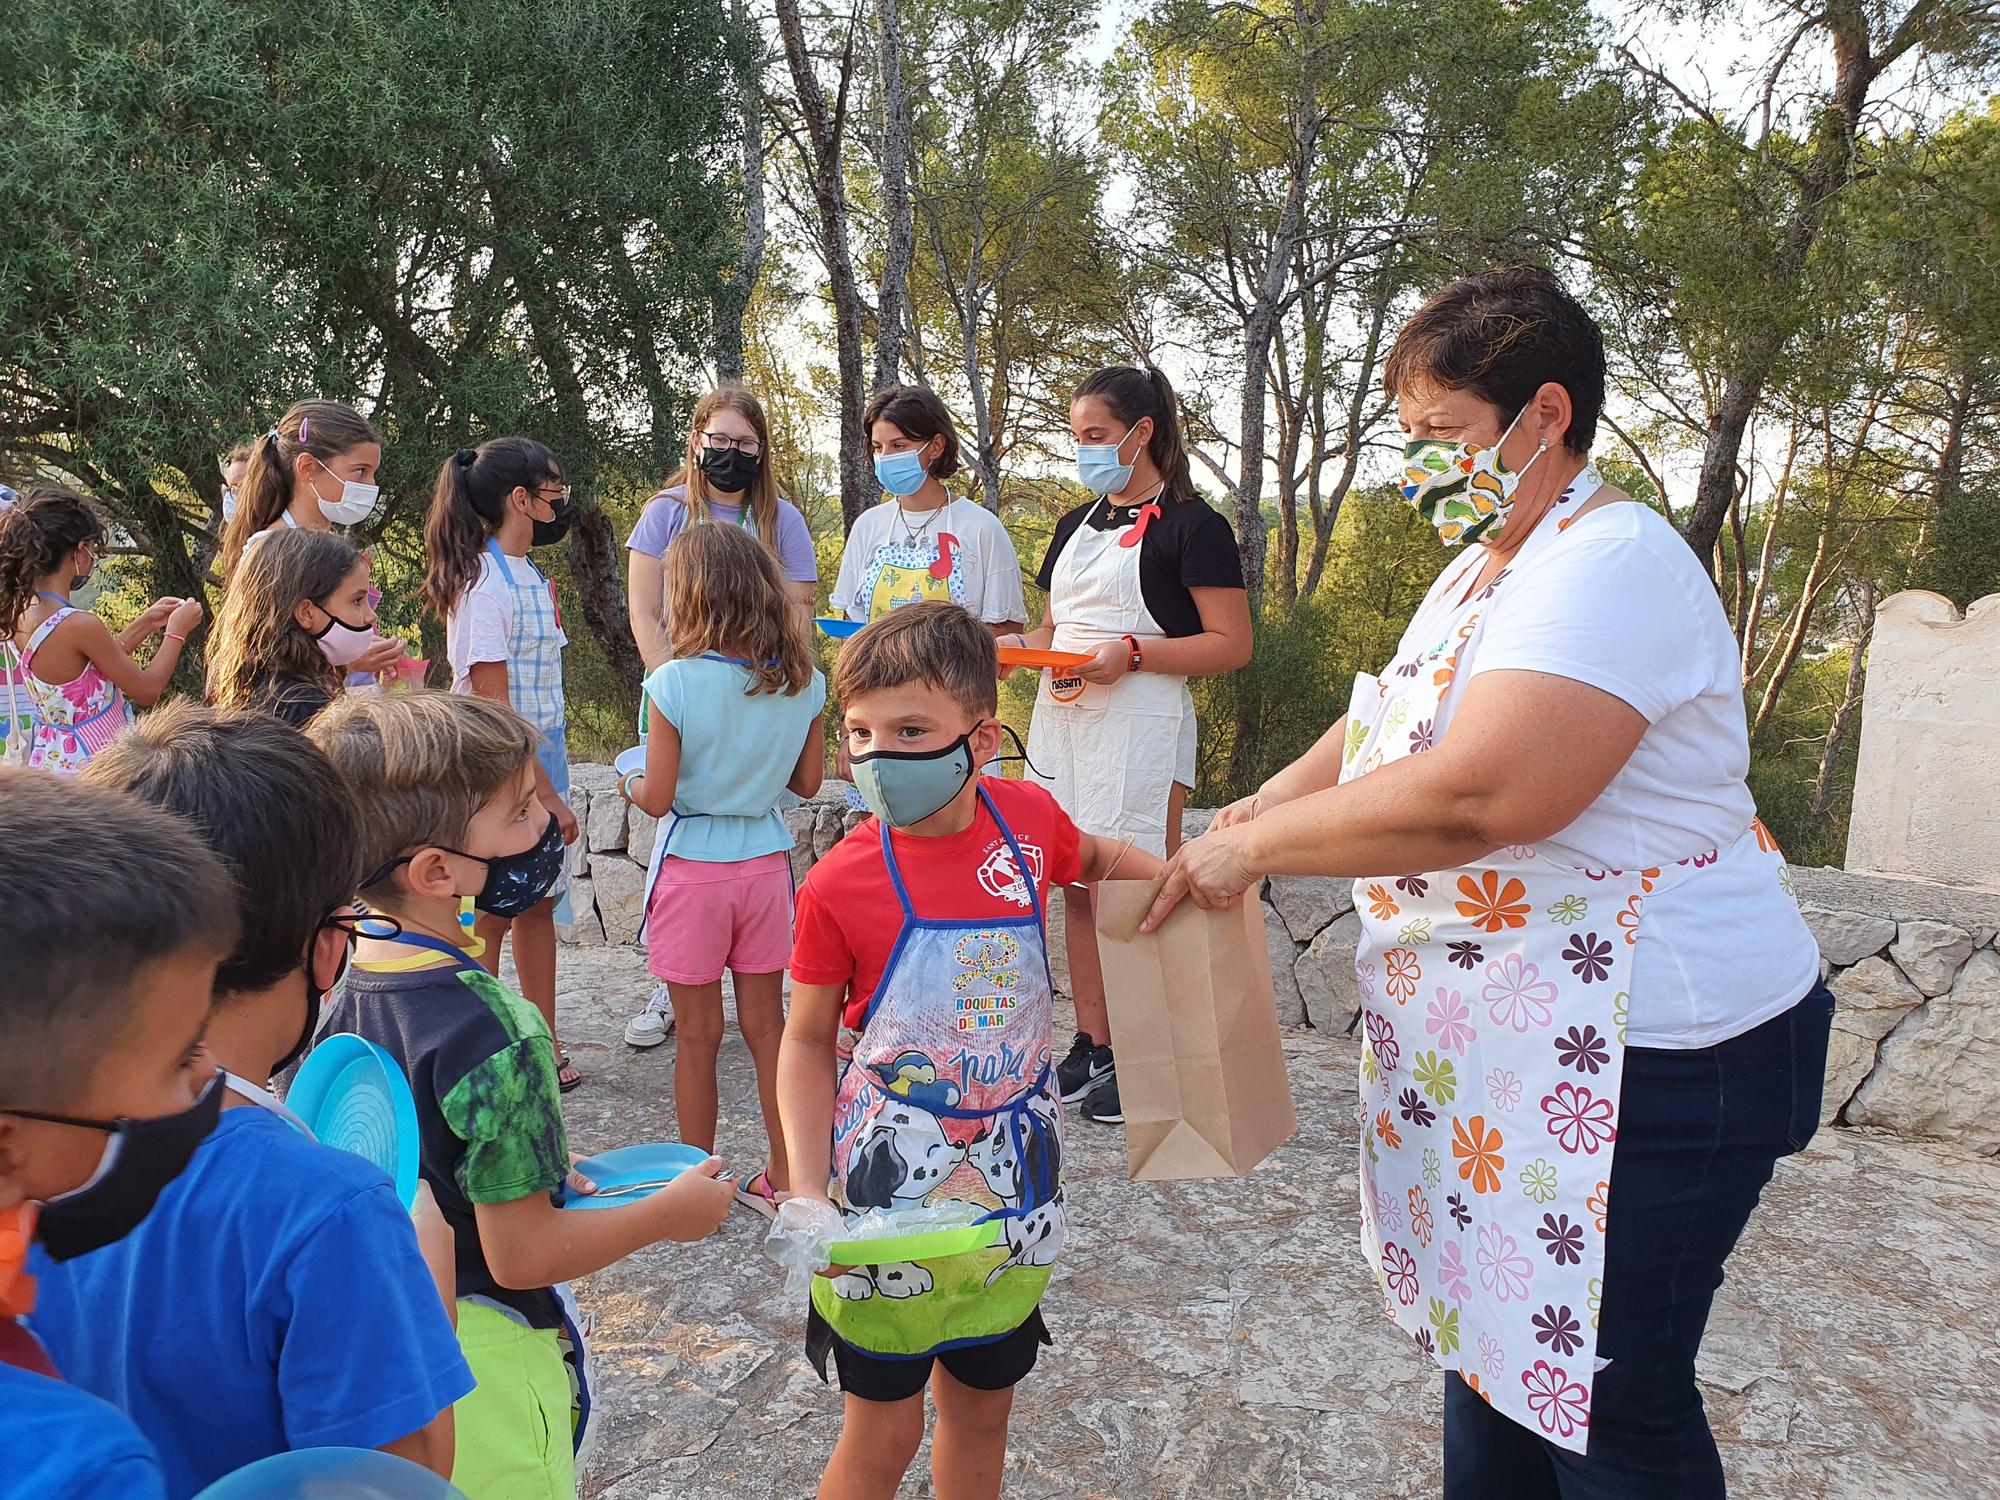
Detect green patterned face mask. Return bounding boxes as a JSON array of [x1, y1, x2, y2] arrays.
[[1400, 408, 1546, 547]]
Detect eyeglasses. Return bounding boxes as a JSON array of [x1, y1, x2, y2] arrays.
[[536, 484, 572, 503], [702, 434, 762, 457]]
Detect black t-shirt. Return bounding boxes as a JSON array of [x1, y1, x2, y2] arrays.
[[247, 675, 335, 730], [324, 961, 570, 1328], [1035, 495, 1245, 637]]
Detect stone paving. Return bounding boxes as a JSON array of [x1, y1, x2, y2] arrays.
[[537, 944, 2000, 1500]]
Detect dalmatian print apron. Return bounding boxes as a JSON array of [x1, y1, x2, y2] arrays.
[[813, 786, 1064, 1359], [1345, 467, 1791, 1450]]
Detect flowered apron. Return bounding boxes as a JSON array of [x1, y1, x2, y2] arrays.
[[19, 602, 132, 774], [812, 786, 1064, 1358], [484, 541, 571, 925], [1344, 467, 1789, 1451], [849, 501, 965, 619]]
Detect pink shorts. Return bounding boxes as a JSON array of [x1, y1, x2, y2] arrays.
[[644, 851, 795, 985]]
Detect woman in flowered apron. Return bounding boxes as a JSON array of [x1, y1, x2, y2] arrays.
[[1145, 269, 1831, 1497]]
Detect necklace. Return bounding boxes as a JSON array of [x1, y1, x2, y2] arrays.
[[898, 497, 949, 549]]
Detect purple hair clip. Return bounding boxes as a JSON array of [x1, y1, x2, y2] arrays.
[[298, 415, 311, 443]]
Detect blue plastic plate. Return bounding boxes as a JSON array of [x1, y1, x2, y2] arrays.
[[815, 616, 865, 639], [193, 1446, 468, 1499], [562, 1141, 710, 1211], [613, 743, 646, 778], [286, 1036, 421, 1209]]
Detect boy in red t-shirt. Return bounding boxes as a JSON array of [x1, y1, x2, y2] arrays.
[[779, 602, 1160, 1500]]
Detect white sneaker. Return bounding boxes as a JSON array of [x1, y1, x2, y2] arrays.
[[623, 983, 675, 1048]]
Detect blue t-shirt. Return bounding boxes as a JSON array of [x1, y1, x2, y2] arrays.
[[28, 1105, 474, 1500], [0, 1355, 166, 1500], [641, 655, 827, 862]]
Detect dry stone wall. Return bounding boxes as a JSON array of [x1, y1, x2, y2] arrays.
[[560, 766, 1999, 1154]]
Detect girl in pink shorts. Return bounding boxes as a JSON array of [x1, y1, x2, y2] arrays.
[[619, 522, 825, 1215]]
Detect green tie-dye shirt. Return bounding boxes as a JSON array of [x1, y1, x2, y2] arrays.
[[324, 961, 570, 1327]]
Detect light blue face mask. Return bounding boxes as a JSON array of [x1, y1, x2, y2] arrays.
[[1075, 424, 1144, 496], [874, 448, 929, 498], [850, 728, 978, 828]]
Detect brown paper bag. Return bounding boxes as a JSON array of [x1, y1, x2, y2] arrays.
[[1091, 879, 1299, 1181]]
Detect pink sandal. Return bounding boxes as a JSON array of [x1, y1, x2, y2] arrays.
[[736, 1169, 780, 1219]]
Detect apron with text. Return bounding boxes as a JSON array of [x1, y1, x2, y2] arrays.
[[1026, 501, 1193, 857], [850, 502, 966, 619], [485, 541, 572, 925], [1343, 467, 1792, 1451], [812, 787, 1064, 1358]]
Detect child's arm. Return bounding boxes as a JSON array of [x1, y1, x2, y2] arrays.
[[621, 701, 680, 818], [1078, 831, 1165, 885], [468, 659, 578, 844], [777, 981, 846, 1205], [997, 603, 1057, 675], [474, 1157, 735, 1290], [787, 713, 825, 799], [58, 599, 203, 707], [114, 596, 180, 652]]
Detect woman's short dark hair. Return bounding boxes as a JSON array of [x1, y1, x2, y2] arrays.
[[862, 386, 962, 481], [1383, 267, 1605, 457]]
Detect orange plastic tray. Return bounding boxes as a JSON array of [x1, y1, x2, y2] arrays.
[[997, 646, 1094, 670]]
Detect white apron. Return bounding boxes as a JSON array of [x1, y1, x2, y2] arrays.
[[1026, 500, 1195, 858], [1344, 467, 1792, 1451]]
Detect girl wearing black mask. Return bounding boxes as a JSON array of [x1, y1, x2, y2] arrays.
[[422, 437, 585, 1090], [625, 386, 818, 673]]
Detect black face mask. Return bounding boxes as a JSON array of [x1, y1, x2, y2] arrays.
[[362, 813, 565, 921], [11, 1071, 226, 1261], [273, 910, 383, 1077], [698, 447, 760, 495], [531, 499, 575, 549]]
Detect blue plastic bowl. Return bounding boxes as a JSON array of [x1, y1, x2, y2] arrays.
[[613, 743, 646, 778], [194, 1446, 468, 1498], [287, 1036, 421, 1209], [562, 1142, 711, 1211], [815, 616, 865, 639]]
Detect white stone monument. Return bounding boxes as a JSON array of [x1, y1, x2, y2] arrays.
[[1845, 590, 2000, 893]]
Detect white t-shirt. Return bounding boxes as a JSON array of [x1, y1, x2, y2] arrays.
[[1453, 501, 1820, 1048], [829, 497, 1028, 625], [445, 551, 566, 691]]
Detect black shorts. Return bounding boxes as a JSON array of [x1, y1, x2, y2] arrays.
[[805, 1304, 1051, 1404]]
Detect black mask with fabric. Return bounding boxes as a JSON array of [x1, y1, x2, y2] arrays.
[[531, 499, 575, 548], [699, 447, 760, 495]]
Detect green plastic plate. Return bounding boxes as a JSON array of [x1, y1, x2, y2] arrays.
[[828, 1219, 1003, 1265]]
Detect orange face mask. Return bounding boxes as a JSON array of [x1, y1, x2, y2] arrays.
[[0, 1201, 38, 1319]]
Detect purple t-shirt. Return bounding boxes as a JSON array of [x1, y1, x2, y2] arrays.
[[626, 487, 818, 583]]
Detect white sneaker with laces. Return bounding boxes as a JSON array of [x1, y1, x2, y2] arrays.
[[623, 983, 676, 1048]]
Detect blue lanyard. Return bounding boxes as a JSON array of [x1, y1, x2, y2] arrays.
[[355, 920, 480, 968], [35, 590, 71, 607]]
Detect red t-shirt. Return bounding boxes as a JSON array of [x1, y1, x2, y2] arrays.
[[791, 778, 1083, 1028]]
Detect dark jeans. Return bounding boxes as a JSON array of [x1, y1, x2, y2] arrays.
[[1443, 982, 1835, 1499]]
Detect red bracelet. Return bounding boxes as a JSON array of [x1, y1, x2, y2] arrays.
[[1122, 634, 1143, 673], [164, 631, 188, 644]]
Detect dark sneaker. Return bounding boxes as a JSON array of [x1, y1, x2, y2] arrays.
[[1081, 1074, 1123, 1125], [1057, 1030, 1114, 1103]]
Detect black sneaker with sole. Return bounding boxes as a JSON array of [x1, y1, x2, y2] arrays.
[[1081, 1074, 1123, 1125], [1057, 1029, 1114, 1103]]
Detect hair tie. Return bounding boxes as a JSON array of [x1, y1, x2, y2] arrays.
[[454, 448, 478, 468], [267, 428, 282, 442]]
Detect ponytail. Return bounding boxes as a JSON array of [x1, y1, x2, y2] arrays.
[[1074, 365, 1198, 506], [421, 437, 562, 622], [220, 399, 380, 580], [0, 488, 104, 632]]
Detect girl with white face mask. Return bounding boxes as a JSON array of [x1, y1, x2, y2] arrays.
[[205, 529, 385, 731], [221, 400, 384, 573]]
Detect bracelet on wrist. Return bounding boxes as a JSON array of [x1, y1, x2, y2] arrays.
[[163, 631, 187, 644]]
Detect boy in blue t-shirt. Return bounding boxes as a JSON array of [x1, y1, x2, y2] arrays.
[[0, 768, 243, 1500], [30, 706, 473, 1498]]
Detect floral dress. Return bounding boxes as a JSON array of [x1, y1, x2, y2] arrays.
[[19, 606, 131, 774], [1342, 467, 1794, 1450]]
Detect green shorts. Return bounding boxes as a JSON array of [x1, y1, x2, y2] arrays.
[[452, 1299, 576, 1500]]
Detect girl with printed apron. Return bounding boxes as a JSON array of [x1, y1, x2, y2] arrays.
[[0, 487, 202, 773], [1143, 269, 1832, 1497], [829, 385, 1028, 634], [425, 437, 587, 1091], [1007, 366, 1252, 1127]]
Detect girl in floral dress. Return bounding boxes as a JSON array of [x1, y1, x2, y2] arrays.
[[0, 488, 203, 773]]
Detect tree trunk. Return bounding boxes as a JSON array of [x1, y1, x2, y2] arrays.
[[1811, 577, 1874, 821], [1681, 14, 1882, 561], [1740, 420, 1798, 676], [714, 0, 766, 382], [774, 0, 873, 532], [871, 0, 916, 390], [1749, 499, 1836, 743]]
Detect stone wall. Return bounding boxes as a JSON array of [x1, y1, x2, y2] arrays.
[[1845, 590, 2000, 892], [559, 770, 1999, 1155]]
